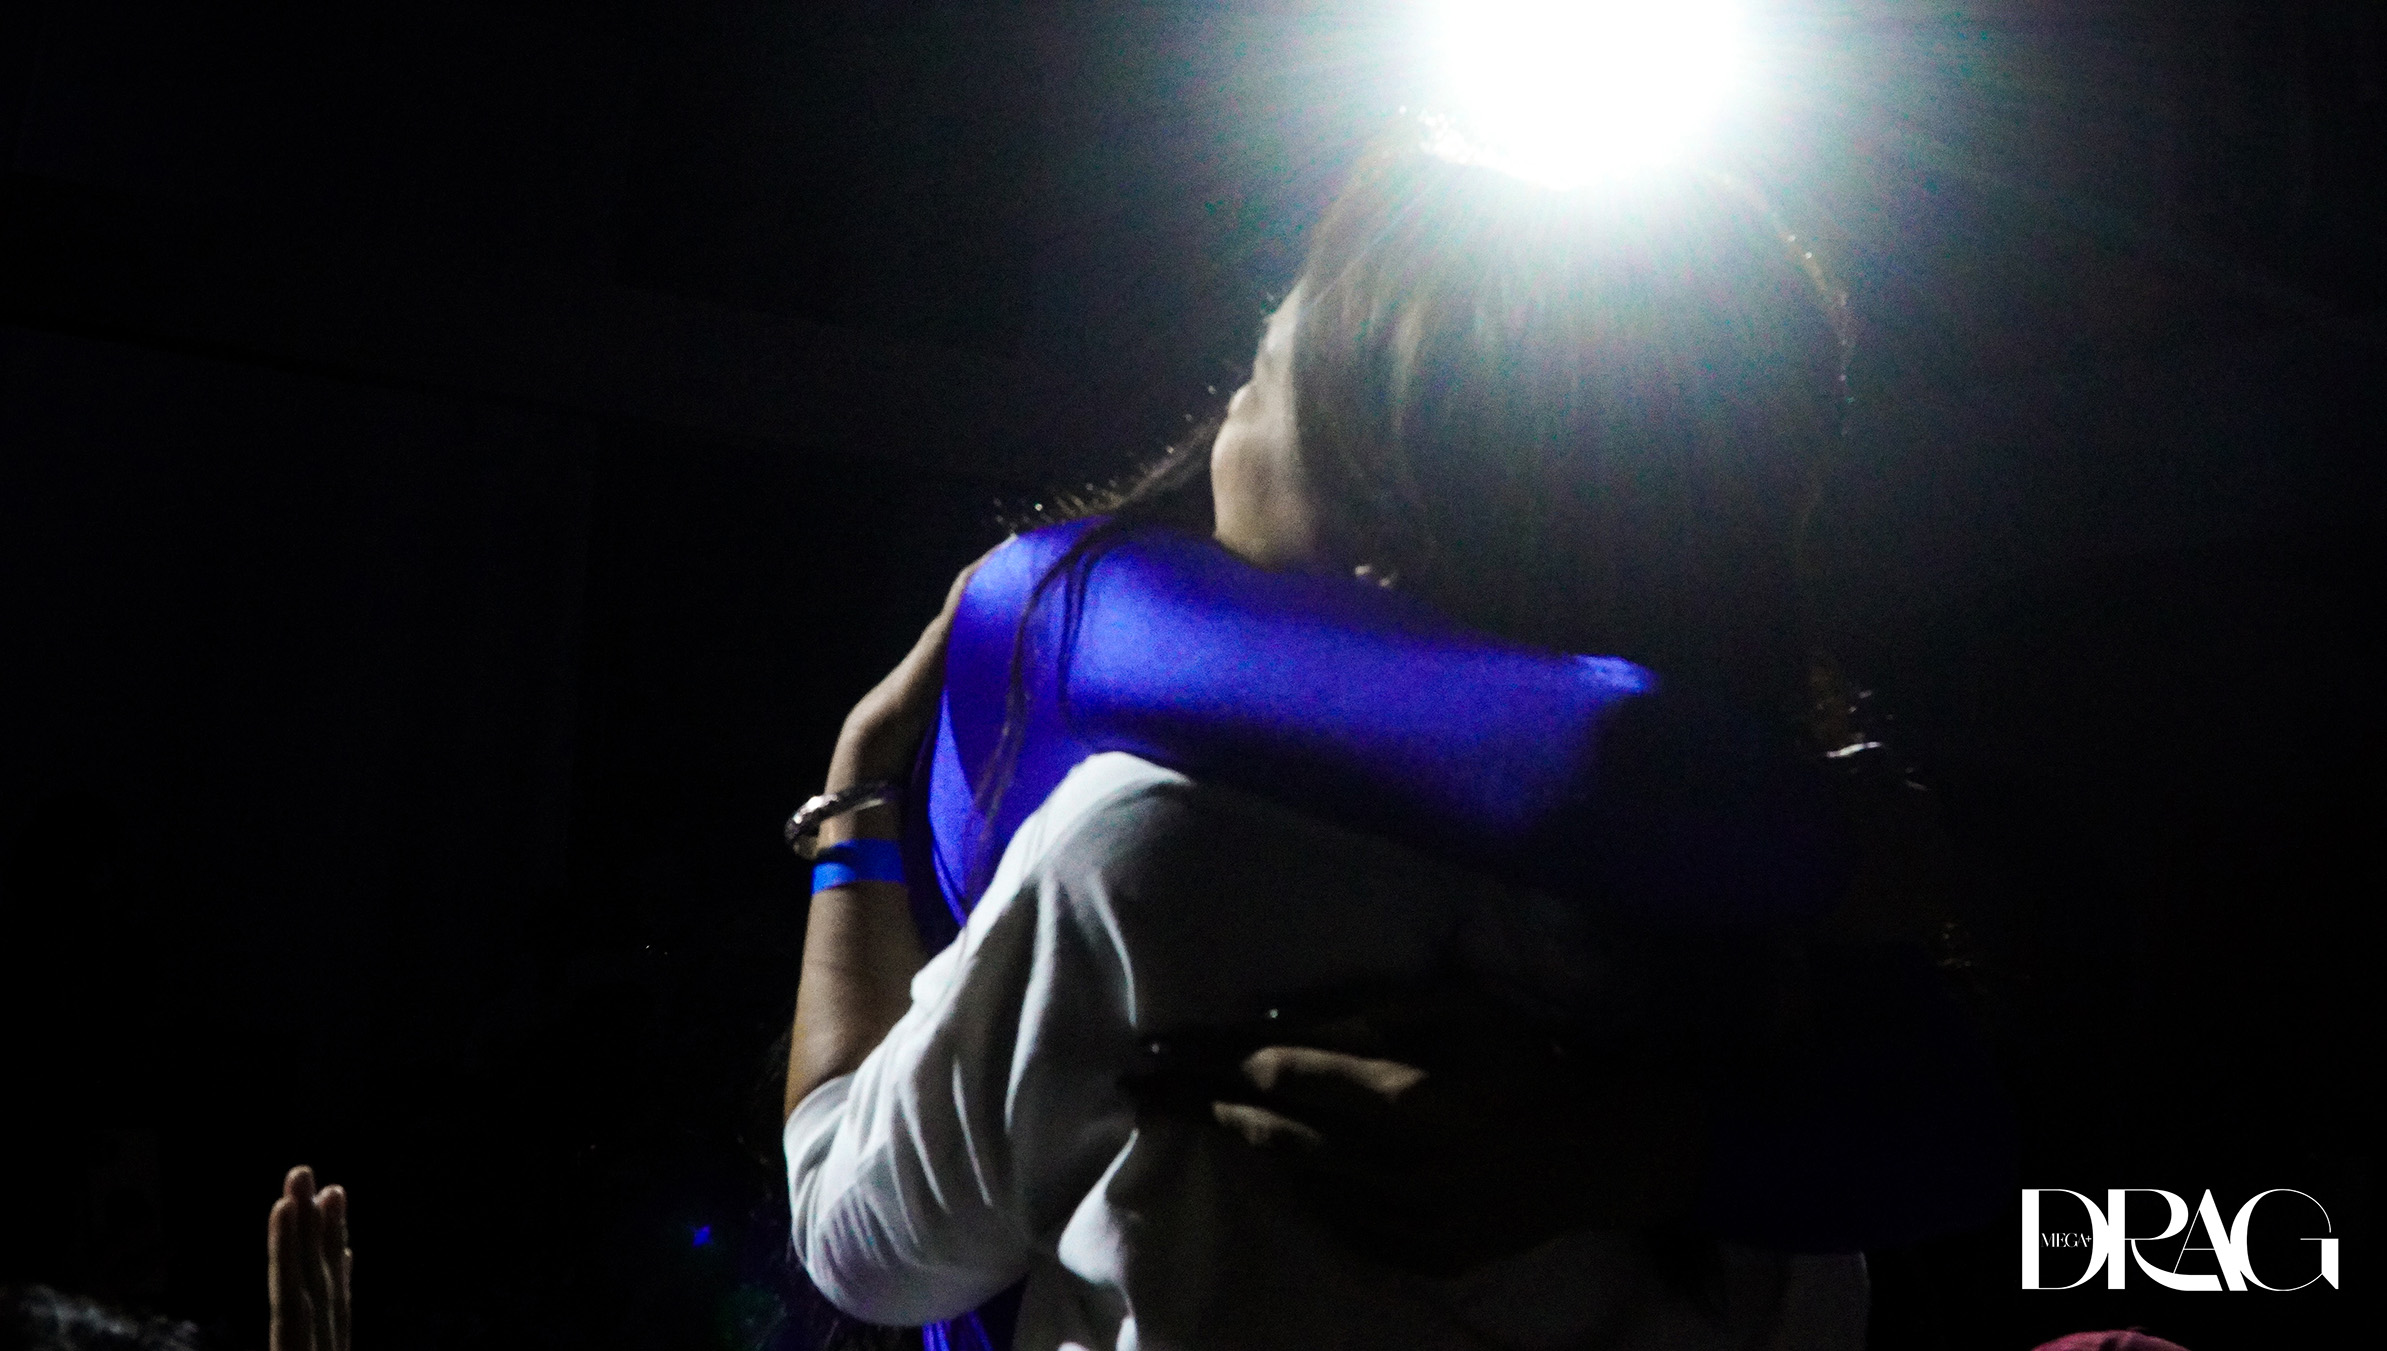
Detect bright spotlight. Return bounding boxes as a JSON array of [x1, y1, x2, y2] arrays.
[[1422, 0, 1750, 188]]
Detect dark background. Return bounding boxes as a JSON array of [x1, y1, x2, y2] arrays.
[[0, 3, 2378, 1349]]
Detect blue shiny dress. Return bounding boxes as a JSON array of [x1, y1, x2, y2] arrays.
[[913, 519, 1854, 942]]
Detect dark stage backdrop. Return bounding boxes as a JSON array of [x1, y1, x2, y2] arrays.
[[0, 319, 1004, 1347], [3, 3, 2381, 1349]]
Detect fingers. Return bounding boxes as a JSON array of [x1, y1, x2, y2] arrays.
[[942, 548, 997, 613], [285, 1167, 333, 1351], [906, 550, 999, 670], [1211, 1101, 1325, 1153], [307, 1212, 337, 1351], [269, 1196, 306, 1351], [836, 546, 1002, 774], [837, 556, 987, 764], [1207, 1099, 1394, 1186], [318, 1185, 352, 1351], [1240, 1045, 1428, 1121], [270, 1167, 349, 1351], [903, 548, 1000, 681], [1216, 1047, 1434, 1180], [915, 550, 997, 653]]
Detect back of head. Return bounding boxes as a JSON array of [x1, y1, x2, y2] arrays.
[[1290, 145, 1845, 721]]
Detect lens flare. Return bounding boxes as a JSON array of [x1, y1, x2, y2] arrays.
[[1423, 0, 1750, 187]]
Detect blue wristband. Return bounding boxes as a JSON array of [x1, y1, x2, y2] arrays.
[[812, 838, 906, 892]]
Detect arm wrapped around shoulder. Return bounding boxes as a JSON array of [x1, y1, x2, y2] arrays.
[[930, 520, 1854, 931]]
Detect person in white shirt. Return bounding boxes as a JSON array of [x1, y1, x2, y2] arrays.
[[788, 750, 1867, 1349], [781, 142, 1881, 1349]]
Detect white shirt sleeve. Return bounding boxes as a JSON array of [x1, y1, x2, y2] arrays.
[[784, 752, 1870, 1351], [782, 755, 1181, 1326]]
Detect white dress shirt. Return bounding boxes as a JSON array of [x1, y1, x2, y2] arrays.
[[787, 752, 1866, 1351]]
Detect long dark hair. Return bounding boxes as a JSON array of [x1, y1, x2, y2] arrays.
[[990, 136, 1850, 823], [1287, 146, 1848, 725]]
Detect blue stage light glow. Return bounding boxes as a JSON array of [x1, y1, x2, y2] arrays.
[[692, 1224, 713, 1247]]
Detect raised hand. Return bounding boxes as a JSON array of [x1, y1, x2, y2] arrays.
[[824, 552, 994, 802], [787, 549, 999, 1117], [267, 1166, 351, 1351]]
